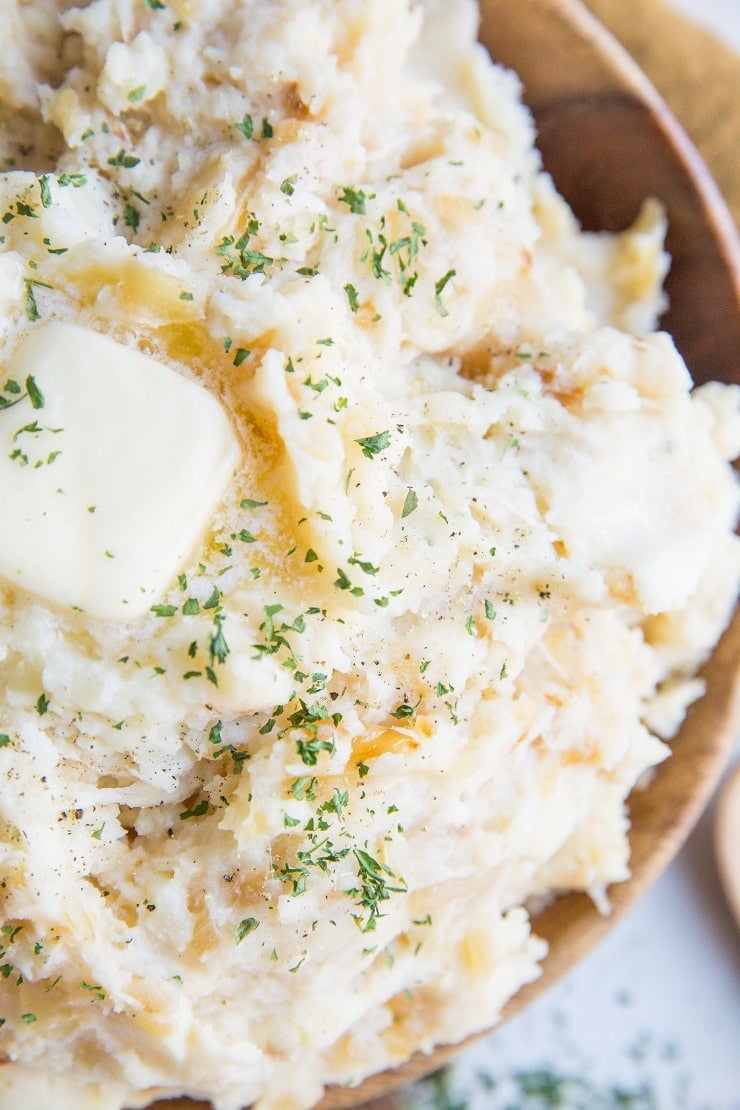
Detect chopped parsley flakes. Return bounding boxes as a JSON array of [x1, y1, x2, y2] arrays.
[[233, 917, 260, 944], [355, 430, 391, 459]]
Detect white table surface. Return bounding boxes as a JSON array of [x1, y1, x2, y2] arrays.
[[403, 3, 740, 1107], [669, 0, 740, 51]]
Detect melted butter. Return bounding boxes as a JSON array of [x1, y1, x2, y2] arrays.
[[68, 258, 199, 327], [59, 260, 321, 601], [351, 726, 426, 765], [0, 323, 241, 620]]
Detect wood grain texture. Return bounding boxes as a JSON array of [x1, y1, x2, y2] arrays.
[[583, 0, 740, 227], [146, 4, 740, 1109], [479, 0, 740, 388]]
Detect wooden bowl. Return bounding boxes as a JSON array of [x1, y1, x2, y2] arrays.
[[156, 2, 740, 1108]]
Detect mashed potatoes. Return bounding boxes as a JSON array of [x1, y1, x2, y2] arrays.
[[0, 1, 738, 1108]]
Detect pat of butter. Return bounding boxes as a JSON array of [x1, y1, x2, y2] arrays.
[[0, 322, 241, 620]]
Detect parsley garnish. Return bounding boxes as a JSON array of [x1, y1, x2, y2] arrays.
[[362, 228, 391, 283], [38, 176, 52, 209], [107, 149, 141, 169], [81, 981, 106, 1001], [434, 269, 456, 316], [57, 173, 87, 188], [344, 283, 360, 313], [391, 701, 417, 720], [388, 214, 427, 295], [355, 430, 391, 459], [236, 114, 254, 139], [348, 554, 379, 576], [291, 776, 317, 801], [25, 376, 45, 410], [233, 917, 260, 944], [216, 222, 273, 279], [348, 849, 406, 932], [203, 586, 221, 610], [209, 614, 230, 665], [337, 186, 369, 214], [296, 736, 335, 766], [23, 282, 41, 322], [334, 567, 363, 596], [179, 800, 209, 820], [401, 488, 418, 518], [123, 204, 140, 231], [0, 380, 23, 411]]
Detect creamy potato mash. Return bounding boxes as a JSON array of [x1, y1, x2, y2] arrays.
[[0, 1, 738, 1108]]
